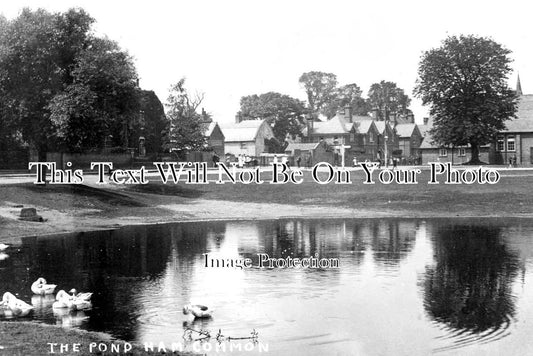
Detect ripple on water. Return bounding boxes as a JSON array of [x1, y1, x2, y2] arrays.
[[432, 315, 513, 353]]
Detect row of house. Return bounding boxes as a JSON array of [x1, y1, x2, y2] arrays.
[[203, 107, 423, 166], [202, 77, 533, 167]]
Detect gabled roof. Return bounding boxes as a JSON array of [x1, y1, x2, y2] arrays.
[[220, 120, 271, 142], [285, 142, 322, 152], [204, 122, 223, 138], [419, 137, 436, 149], [502, 95, 533, 132], [351, 115, 373, 121], [395, 123, 420, 138], [353, 120, 375, 134], [310, 115, 353, 135], [374, 121, 393, 135]]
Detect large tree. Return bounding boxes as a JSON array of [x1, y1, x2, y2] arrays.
[[414, 35, 518, 163], [0, 8, 139, 156], [236, 92, 307, 142], [165, 78, 207, 151], [368, 81, 411, 121], [299, 71, 338, 116], [323, 83, 369, 119], [48, 37, 139, 151]]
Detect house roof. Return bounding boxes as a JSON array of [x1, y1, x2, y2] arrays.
[[502, 95, 533, 132], [351, 115, 373, 121], [311, 115, 353, 135], [354, 120, 374, 134], [285, 142, 322, 152], [395, 123, 419, 138], [419, 137, 436, 149], [419, 137, 490, 149], [374, 121, 393, 135], [204, 122, 222, 137], [220, 120, 270, 142]]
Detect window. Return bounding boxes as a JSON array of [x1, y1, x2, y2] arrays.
[[350, 133, 355, 141], [458, 148, 466, 157], [240, 142, 247, 149], [439, 148, 448, 157], [507, 135, 515, 151], [497, 135, 504, 151], [369, 133, 374, 143]]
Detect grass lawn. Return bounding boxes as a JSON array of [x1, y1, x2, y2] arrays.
[[0, 321, 183, 356], [125, 168, 533, 217]]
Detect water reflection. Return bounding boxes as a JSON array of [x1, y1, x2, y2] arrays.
[[0, 218, 532, 355], [423, 224, 521, 352]]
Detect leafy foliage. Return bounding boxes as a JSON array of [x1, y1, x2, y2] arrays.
[[299, 71, 338, 116], [236, 92, 307, 142], [0, 8, 139, 153], [165, 78, 207, 151], [49, 38, 139, 151], [368, 81, 411, 120], [414, 35, 518, 163], [324, 83, 370, 119], [299, 72, 369, 119]]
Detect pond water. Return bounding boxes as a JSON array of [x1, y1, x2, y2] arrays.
[[1, 218, 533, 355]]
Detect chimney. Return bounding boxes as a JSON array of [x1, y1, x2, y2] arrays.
[[423, 117, 429, 125], [235, 114, 241, 124], [371, 108, 380, 120], [390, 112, 397, 126], [344, 106, 352, 122], [407, 113, 414, 123], [306, 115, 314, 140]]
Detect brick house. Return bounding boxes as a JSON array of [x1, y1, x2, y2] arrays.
[[221, 120, 276, 157], [204, 122, 225, 156], [494, 94, 533, 166], [419, 139, 492, 165], [302, 107, 381, 165], [395, 123, 423, 160]]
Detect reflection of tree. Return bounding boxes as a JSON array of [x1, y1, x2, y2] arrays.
[[423, 225, 520, 333]]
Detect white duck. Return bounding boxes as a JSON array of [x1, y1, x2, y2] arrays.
[[31, 278, 57, 295], [69, 289, 92, 301], [2, 292, 34, 317], [182, 304, 213, 318], [53, 290, 92, 310], [52, 290, 75, 310], [0, 243, 9, 251]]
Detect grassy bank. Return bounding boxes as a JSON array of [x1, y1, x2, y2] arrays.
[[0, 321, 182, 356], [1, 169, 533, 242], [127, 168, 533, 216]]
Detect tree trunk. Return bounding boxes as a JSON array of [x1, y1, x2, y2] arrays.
[[467, 143, 483, 165]]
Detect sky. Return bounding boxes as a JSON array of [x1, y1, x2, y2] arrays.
[[0, 0, 531, 125]]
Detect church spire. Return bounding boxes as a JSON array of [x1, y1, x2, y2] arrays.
[[516, 73, 523, 96]]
